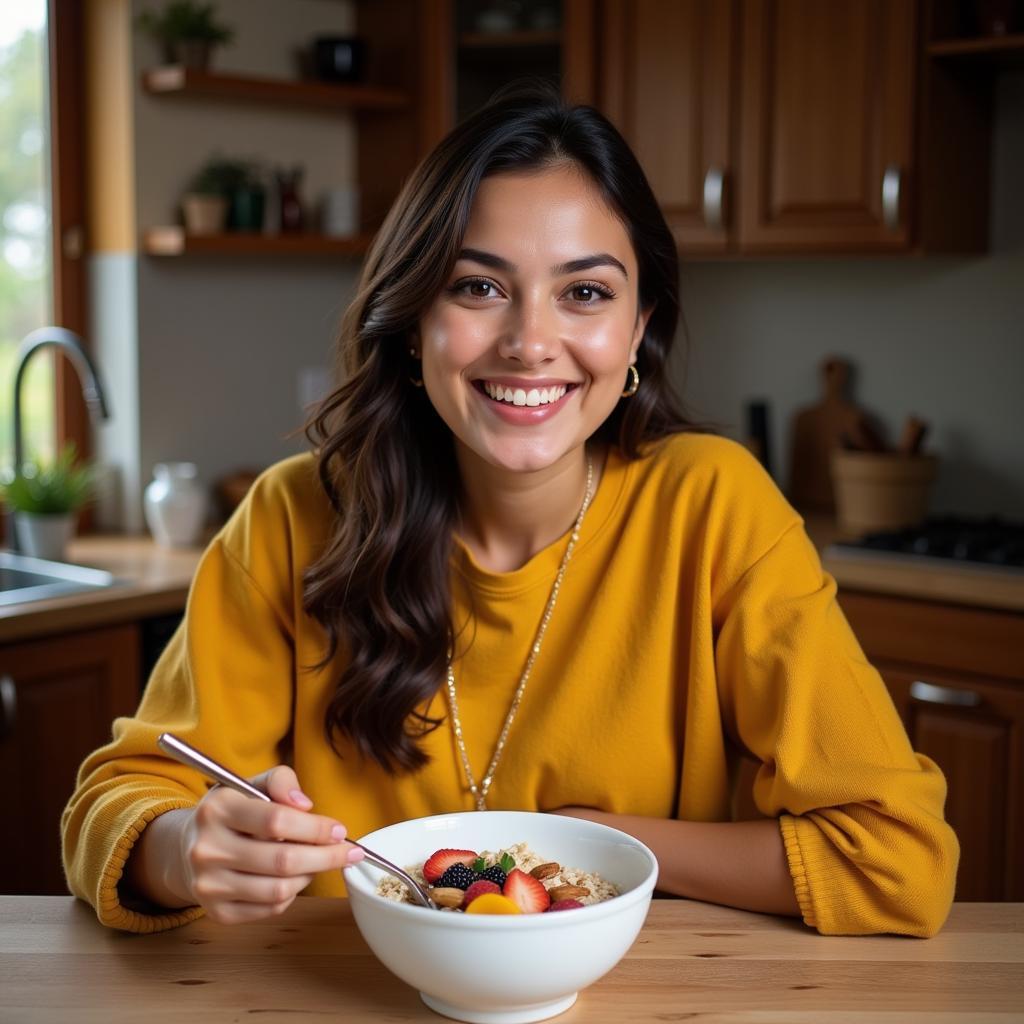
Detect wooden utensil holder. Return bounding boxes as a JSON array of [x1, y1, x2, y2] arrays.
[[830, 451, 938, 536]]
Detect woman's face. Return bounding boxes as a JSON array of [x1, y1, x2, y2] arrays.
[[417, 163, 649, 476]]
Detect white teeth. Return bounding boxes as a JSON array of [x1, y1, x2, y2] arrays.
[[482, 382, 568, 405]]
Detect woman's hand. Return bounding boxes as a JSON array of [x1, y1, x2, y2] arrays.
[[128, 766, 364, 924]]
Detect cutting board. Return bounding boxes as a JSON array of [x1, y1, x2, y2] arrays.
[[788, 357, 884, 512]]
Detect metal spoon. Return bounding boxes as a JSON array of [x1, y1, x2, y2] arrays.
[[156, 732, 439, 910]]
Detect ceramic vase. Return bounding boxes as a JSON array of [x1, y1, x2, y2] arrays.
[[144, 462, 207, 548], [13, 511, 75, 562]]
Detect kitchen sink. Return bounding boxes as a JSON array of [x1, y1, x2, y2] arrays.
[[0, 551, 121, 606]]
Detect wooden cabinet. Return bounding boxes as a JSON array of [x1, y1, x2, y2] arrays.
[[599, 0, 994, 254], [0, 624, 140, 894], [600, 0, 736, 252], [839, 592, 1024, 902], [737, 0, 917, 251]]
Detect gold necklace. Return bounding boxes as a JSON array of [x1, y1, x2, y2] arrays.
[[446, 455, 595, 811]]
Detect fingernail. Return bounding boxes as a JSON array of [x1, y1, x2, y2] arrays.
[[347, 846, 365, 864], [331, 824, 347, 842], [289, 789, 313, 809]]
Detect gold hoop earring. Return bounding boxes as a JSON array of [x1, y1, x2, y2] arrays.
[[621, 364, 640, 398], [408, 347, 424, 388]]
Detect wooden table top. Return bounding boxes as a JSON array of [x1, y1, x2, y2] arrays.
[[2, 897, 1021, 1022]]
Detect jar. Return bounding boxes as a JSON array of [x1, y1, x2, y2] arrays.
[[144, 462, 207, 548]]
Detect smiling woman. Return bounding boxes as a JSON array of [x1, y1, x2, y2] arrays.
[[62, 84, 959, 942]]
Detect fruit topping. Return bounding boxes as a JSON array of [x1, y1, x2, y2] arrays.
[[473, 852, 516, 889], [429, 887, 466, 909], [423, 849, 478, 884], [502, 868, 551, 914], [461, 879, 501, 909], [464, 893, 522, 915], [436, 863, 479, 890], [547, 899, 585, 912]]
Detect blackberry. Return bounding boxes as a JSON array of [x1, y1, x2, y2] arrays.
[[477, 865, 508, 888], [436, 863, 478, 890]]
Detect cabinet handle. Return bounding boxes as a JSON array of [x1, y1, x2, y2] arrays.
[[909, 680, 982, 708], [0, 675, 16, 739], [882, 165, 901, 231], [702, 166, 726, 230]]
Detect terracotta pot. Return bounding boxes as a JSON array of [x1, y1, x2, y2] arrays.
[[181, 194, 227, 235], [830, 451, 938, 536]]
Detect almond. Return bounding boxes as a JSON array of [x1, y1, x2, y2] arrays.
[[548, 883, 590, 902], [530, 862, 561, 881], [430, 887, 467, 909]]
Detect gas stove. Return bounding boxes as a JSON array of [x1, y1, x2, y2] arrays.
[[831, 516, 1024, 572]]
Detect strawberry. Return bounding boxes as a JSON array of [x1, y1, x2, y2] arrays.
[[502, 868, 551, 914], [422, 848, 478, 884], [547, 899, 585, 912], [462, 879, 501, 909]]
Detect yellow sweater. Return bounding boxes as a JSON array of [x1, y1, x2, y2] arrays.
[[62, 434, 958, 936]]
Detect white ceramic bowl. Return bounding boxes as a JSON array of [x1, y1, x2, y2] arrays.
[[345, 810, 659, 1024]]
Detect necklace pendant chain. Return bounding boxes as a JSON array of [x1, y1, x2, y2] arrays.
[[446, 456, 594, 811]]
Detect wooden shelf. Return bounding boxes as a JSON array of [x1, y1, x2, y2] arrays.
[[928, 33, 1024, 65], [142, 66, 407, 111], [458, 30, 562, 49], [142, 228, 372, 256]]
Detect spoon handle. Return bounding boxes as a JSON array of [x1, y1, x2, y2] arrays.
[[156, 732, 437, 910], [158, 733, 271, 802]]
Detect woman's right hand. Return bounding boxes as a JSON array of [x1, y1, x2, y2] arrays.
[[129, 765, 364, 924]]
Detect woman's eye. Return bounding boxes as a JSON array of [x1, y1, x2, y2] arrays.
[[451, 277, 500, 299], [568, 282, 614, 304]]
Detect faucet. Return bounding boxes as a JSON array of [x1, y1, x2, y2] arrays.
[[12, 326, 110, 472], [7, 326, 111, 550]]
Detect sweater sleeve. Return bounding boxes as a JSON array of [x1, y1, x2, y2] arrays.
[[61, 535, 296, 933], [713, 517, 959, 938]]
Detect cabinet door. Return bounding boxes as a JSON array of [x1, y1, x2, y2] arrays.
[[737, 0, 916, 251], [600, 0, 736, 252], [0, 624, 140, 894], [882, 665, 1024, 902]]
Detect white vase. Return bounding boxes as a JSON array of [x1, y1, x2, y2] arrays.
[[144, 462, 207, 548], [14, 511, 76, 561]]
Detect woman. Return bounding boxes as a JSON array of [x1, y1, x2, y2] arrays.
[[62, 86, 958, 936]]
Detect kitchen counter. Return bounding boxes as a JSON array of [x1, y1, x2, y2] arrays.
[[0, 534, 204, 643], [1, 897, 1020, 1022], [807, 514, 1024, 613]]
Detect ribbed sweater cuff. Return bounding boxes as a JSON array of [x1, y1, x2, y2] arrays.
[[93, 794, 205, 934], [779, 814, 819, 931]]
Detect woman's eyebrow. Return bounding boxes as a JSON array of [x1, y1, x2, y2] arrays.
[[458, 248, 629, 279]]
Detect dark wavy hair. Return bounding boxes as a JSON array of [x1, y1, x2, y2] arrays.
[[303, 83, 706, 774]]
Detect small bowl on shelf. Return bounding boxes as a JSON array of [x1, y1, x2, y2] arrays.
[[344, 810, 659, 1024]]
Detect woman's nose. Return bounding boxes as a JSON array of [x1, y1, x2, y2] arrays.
[[497, 300, 561, 366]]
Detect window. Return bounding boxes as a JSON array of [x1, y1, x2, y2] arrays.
[[0, 1, 53, 472]]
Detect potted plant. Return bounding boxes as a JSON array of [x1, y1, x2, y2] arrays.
[[136, 1, 235, 71], [180, 156, 247, 235], [0, 443, 94, 562]]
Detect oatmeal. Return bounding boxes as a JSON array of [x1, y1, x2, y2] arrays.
[[375, 841, 620, 913]]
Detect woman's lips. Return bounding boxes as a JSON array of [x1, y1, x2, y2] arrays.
[[472, 379, 577, 423]]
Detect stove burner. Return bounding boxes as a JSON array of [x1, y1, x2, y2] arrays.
[[836, 516, 1024, 568]]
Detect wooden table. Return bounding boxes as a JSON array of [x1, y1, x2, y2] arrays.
[[2, 898, 1021, 1022]]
